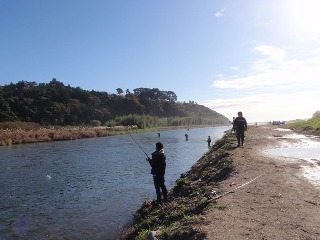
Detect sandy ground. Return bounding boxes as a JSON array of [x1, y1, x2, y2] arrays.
[[196, 124, 320, 240]]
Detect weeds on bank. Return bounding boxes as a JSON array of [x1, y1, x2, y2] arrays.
[[283, 115, 320, 135], [160, 215, 205, 240], [136, 229, 149, 240], [0, 126, 143, 146], [214, 202, 228, 210]]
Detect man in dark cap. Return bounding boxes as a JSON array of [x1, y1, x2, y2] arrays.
[[233, 111, 247, 147], [146, 142, 168, 204]]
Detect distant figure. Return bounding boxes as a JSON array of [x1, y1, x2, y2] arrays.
[[185, 133, 188, 141], [232, 111, 247, 147], [232, 117, 236, 134], [158, 132, 160, 137], [207, 136, 211, 147], [146, 142, 168, 204]]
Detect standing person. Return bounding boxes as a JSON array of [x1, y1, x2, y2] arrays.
[[146, 142, 168, 204], [207, 136, 211, 147], [233, 111, 247, 147], [185, 133, 188, 141], [158, 132, 160, 137], [232, 117, 236, 135]]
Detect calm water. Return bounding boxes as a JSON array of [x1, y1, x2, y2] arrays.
[[0, 126, 230, 240]]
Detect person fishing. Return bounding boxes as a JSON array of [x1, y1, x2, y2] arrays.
[[146, 142, 168, 204], [207, 136, 211, 147], [232, 111, 247, 147]]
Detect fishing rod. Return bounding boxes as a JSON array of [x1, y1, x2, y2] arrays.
[[129, 134, 149, 158]]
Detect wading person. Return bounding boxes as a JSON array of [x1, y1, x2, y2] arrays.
[[146, 142, 168, 204], [233, 111, 247, 147], [207, 136, 211, 147]]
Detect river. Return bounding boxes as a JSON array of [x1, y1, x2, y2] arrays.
[[0, 126, 230, 240]]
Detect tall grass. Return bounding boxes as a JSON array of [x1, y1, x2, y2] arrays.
[[104, 114, 226, 129], [0, 121, 41, 130], [0, 126, 124, 146], [284, 115, 320, 134]]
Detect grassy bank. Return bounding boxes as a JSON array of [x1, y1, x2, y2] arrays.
[[283, 115, 320, 135], [118, 130, 236, 240], [0, 122, 141, 146]]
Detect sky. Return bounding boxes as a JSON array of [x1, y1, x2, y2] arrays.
[[1, 0, 319, 123]]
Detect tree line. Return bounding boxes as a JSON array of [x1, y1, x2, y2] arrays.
[[0, 79, 229, 128]]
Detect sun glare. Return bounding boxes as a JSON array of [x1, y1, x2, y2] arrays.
[[289, 0, 320, 36]]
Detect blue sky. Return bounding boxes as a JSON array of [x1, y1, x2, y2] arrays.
[[1, 0, 319, 122]]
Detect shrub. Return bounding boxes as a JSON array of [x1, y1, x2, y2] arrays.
[[89, 120, 101, 127]]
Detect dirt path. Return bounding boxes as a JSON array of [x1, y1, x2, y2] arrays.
[[196, 124, 320, 240]]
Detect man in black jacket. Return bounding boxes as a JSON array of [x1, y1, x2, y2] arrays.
[[233, 111, 248, 147], [147, 142, 168, 204]]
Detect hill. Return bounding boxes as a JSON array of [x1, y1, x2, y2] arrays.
[[283, 113, 320, 135], [0, 79, 229, 127]]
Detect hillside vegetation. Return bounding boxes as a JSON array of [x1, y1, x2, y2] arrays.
[[0, 79, 229, 128], [283, 112, 320, 135]]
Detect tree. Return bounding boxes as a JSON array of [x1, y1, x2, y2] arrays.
[[133, 88, 177, 101], [116, 88, 123, 95], [0, 81, 229, 126], [0, 95, 16, 121], [161, 91, 177, 102], [313, 111, 320, 118]]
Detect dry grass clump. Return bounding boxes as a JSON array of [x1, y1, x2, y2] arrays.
[[0, 122, 141, 146], [0, 126, 130, 146]]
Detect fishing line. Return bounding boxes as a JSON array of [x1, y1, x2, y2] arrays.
[[129, 134, 149, 158], [212, 172, 266, 200]]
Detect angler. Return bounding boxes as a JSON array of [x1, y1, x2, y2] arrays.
[[146, 142, 168, 204]]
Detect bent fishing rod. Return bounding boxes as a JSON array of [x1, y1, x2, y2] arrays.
[[129, 134, 149, 158]]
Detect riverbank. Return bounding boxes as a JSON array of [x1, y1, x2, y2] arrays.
[[117, 124, 320, 239], [0, 124, 223, 147], [0, 124, 148, 146]]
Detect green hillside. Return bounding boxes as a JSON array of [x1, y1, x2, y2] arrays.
[[283, 113, 320, 135], [0, 79, 229, 128]]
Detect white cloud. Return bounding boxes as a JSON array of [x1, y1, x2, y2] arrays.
[[217, 73, 224, 78], [230, 66, 238, 70], [253, 45, 287, 60], [212, 45, 320, 90], [204, 45, 320, 122], [201, 91, 319, 122], [214, 8, 225, 17]]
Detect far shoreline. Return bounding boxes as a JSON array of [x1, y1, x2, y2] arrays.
[[0, 124, 230, 147]]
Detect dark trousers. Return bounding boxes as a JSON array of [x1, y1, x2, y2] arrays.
[[153, 175, 167, 202], [236, 129, 245, 145]]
